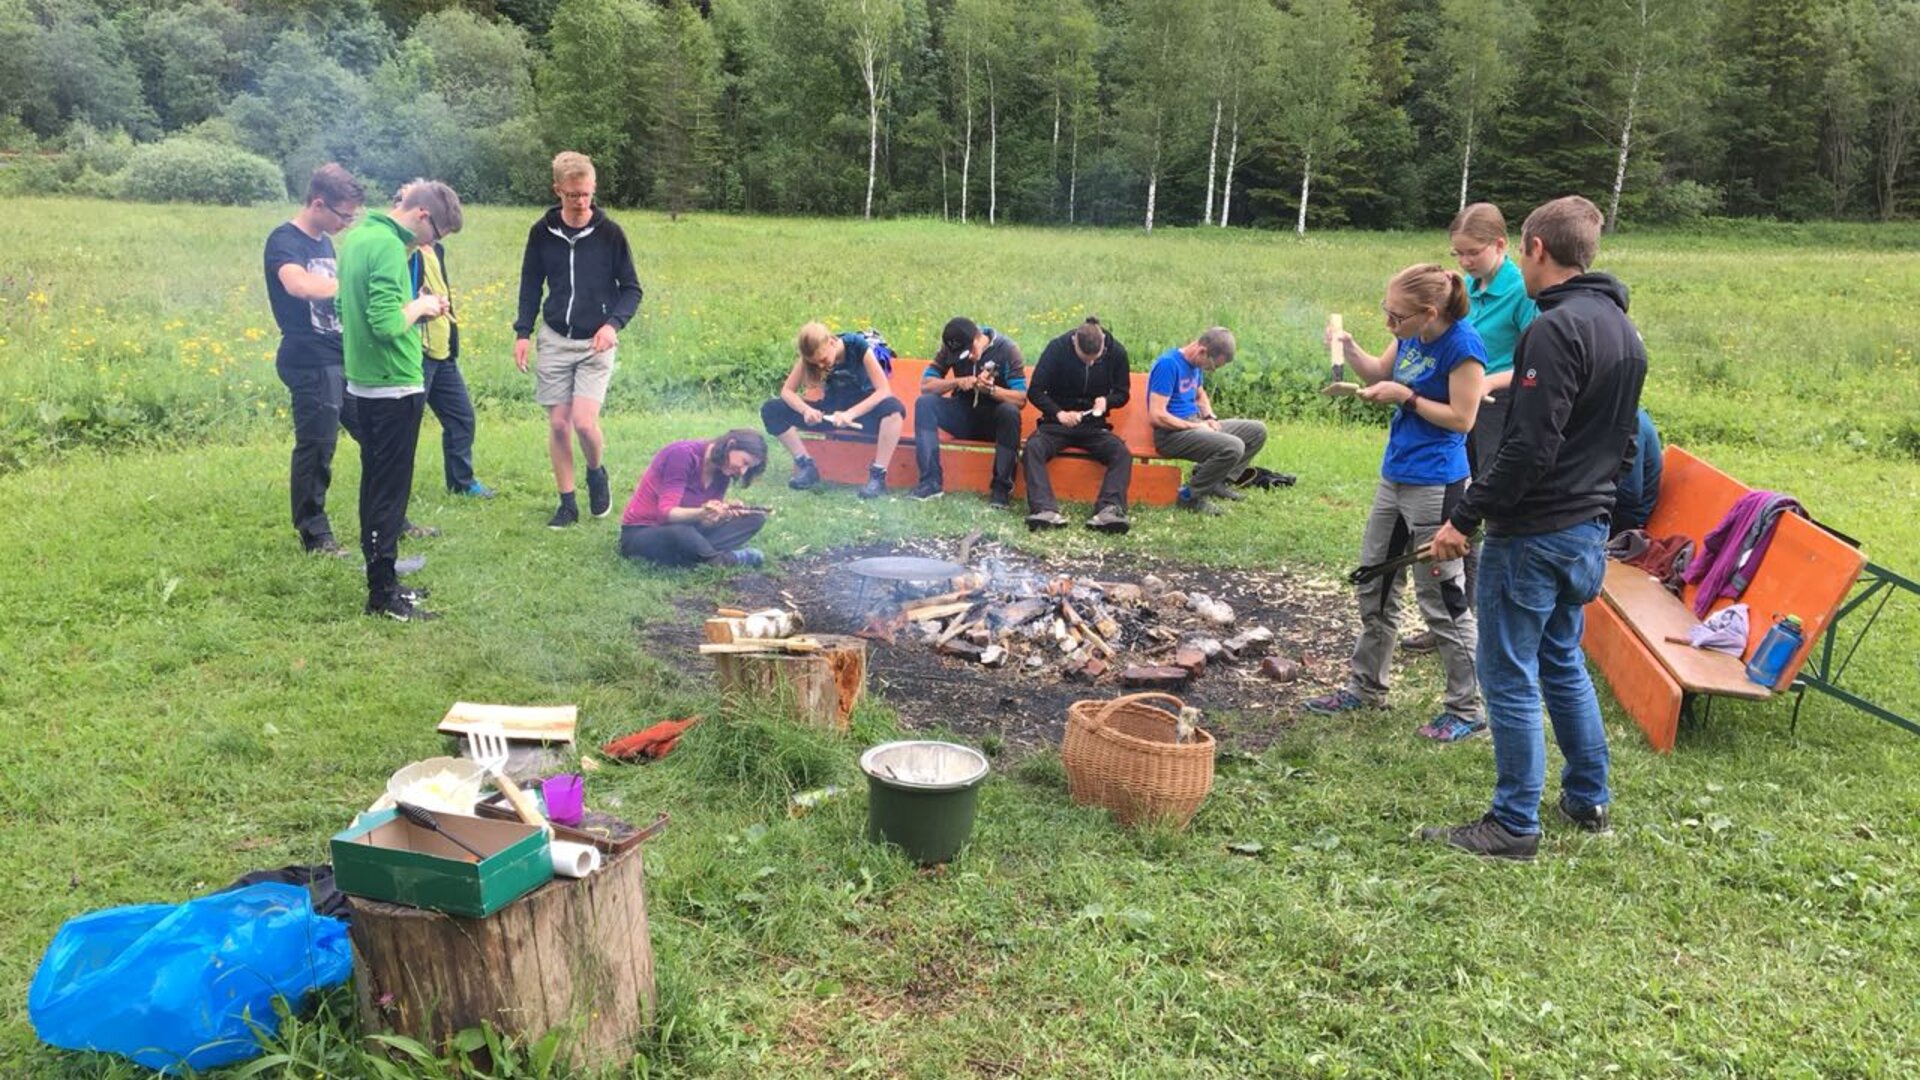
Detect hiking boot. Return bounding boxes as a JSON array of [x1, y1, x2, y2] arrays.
[[1400, 630, 1438, 653], [908, 479, 944, 501], [858, 465, 889, 499], [1026, 509, 1069, 531], [728, 548, 766, 568], [1420, 814, 1539, 861], [1417, 714, 1487, 742], [1303, 689, 1376, 715], [987, 491, 1012, 510], [1557, 794, 1613, 834], [547, 498, 579, 529], [586, 465, 612, 517], [306, 537, 352, 559], [453, 480, 496, 499], [402, 520, 441, 539], [788, 456, 820, 490], [396, 583, 432, 603], [1086, 505, 1131, 534], [365, 594, 440, 623]]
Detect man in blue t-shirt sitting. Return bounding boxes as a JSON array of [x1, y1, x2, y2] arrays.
[[1145, 327, 1269, 516]]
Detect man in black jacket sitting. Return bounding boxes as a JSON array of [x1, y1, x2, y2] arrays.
[[1423, 195, 1648, 861], [1022, 317, 1133, 534]]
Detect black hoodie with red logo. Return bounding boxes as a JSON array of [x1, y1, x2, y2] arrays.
[[1450, 272, 1648, 538], [513, 205, 643, 341]]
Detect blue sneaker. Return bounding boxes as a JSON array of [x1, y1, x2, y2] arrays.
[[1418, 714, 1487, 742], [454, 480, 496, 499], [729, 548, 765, 568], [1303, 689, 1374, 715]]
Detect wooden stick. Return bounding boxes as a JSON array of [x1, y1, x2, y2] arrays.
[[1328, 313, 1344, 381], [903, 588, 984, 613], [935, 614, 981, 647], [1060, 599, 1116, 658], [906, 601, 974, 623], [698, 637, 822, 654]]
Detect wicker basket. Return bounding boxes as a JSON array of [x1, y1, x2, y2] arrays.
[[1061, 692, 1215, 829]]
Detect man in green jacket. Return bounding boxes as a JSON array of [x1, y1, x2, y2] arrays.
[[337, 180, 464, 621]]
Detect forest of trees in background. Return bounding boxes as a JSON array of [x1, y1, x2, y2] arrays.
[[2, 0, 1917, 229]]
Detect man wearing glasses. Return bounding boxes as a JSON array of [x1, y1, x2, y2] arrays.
[[513, 151, 644, 529], [263, 163, 366, 558], [337, 180, 464, 622]]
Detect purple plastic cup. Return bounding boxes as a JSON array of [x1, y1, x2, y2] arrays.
[[541, 774, 586, 826]]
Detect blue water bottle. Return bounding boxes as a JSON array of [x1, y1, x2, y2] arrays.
[[1745, 614, 1805, 687]]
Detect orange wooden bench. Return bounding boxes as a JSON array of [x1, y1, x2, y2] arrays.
[[803, 358, 1185, 506], [1582, 446, 1866, 751]]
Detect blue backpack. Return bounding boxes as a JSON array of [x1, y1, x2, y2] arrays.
[[858, 329, 895, 376]]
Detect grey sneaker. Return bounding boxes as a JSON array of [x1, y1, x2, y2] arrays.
[[729, 548, 766, 568], [1086, 505, 1131, 534], [1026, 509, 1069, 530], [1557, 794, 1612, 834], [788, 456, 820, 490], [1420, 814, 1539, 861], [908, 479, 944, 501], [1181, 494, 1226, 516], [1400, 630, 1438, 653], [1213, 486, 1247, 501], [306, 537, 352, 559], [859, 466, 889, 499]]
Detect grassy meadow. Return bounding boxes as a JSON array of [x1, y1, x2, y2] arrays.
[[3, 199, 1920, 1077]]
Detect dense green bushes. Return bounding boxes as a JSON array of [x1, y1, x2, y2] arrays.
[[116, 136, 284, 204]]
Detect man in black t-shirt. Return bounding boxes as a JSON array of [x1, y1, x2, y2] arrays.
[[909, 316, 1027, 506], [1023, 317, 1134, 534], [264, 163, 366, 556]]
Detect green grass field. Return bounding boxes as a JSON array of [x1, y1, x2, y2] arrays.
[[3, 201, 1920, 1078]]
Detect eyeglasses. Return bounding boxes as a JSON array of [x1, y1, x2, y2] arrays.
[[420, 210, 438, 241], [1382, 305, 1420, 327], [324, 203, 361, 223], [1450, 243, 1489, 261], [557, 189, 594, 202]]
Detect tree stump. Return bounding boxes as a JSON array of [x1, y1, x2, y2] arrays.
[[349, 845, 654, 1069], [711, 633, 867, 730]]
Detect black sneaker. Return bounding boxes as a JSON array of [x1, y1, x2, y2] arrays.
[[548, 499, 579, 529], [365, 595, 440, 623], [789, 456, 820, 490], [397, 584, 431, 602], [1086, 505, 1131, 534], [586, 466, 612, 518], [1557, 794, 1612, 834], [1420, 814, 1539, 861], [859, 466, 888, 499], [987, 491, 1011, 510], [908, 479, 944, 501], [1026, 509, 1069, 530]]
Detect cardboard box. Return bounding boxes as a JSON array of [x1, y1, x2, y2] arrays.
[[332, 808, 552, 917]]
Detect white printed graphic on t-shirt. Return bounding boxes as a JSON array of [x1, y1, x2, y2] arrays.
[[307, 256, 341, 335]]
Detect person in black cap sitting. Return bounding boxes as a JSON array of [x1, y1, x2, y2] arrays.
[[1023, 317, 1133, 534], [909, 317, 1028, 506]]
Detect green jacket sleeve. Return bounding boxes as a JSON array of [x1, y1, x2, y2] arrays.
[[365, 234, 413, 343]]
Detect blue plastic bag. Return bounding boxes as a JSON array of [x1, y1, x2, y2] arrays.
[[28, 883, 353, 1073]]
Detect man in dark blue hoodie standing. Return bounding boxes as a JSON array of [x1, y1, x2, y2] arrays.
[[1422, 195, 1648, 861], [514, 151, 644, 529]]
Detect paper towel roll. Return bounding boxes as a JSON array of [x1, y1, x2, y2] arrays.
[[550, 840, 602, 878]]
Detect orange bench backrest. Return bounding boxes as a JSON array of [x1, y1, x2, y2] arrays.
[[890, 357, 1160, 458], [1647, 446, 1865, 688]]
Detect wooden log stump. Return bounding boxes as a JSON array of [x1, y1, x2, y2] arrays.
[[711, 633, 867, 730], [349, 846, 655, 1069]]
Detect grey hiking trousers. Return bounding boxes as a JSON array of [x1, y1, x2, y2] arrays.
[[1345, 478, 1481, 719], [1153, 419, 1268, 498]]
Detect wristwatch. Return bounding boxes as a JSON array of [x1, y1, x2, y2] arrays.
[[1403, 392, 1421, 413]]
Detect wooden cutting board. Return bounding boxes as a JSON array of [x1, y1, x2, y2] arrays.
[[438, 702, 579, 744]]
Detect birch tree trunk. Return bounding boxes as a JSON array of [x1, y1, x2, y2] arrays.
[[1144, 122, 1161, 233], [1050, 85, 1061, 219], [959, 51, 973, 224], [1203, 97, 1221, 225], [1457, 109, 1474, 212], [1296, 147, 1312, 236], [1606, 62, 1641, 233], [862, 46, 880, 220], [1068, 105, 1079, 224], [987, 58, 998, 225], [941, 151, 949, 220], [1219, 94, 1239, 228]]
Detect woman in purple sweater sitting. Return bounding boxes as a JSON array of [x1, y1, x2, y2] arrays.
[[619, 429, 771, 567]]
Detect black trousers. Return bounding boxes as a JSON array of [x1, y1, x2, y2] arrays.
[[356, 393, 426, 605], [276, 358, 361, 548], [421, 358, 477, 491], [914, 393, 1020, 496], [760, 394, 906, 437], [1021, 423, 1131, 513], [619, 514, 767, 567]]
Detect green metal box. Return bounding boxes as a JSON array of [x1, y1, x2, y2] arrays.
[[331, 808, 552, 917]]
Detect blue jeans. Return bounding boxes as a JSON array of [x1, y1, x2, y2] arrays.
[[1478, 518, 1611, 835]]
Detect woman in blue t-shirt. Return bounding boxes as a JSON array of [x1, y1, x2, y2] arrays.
[[1307, 264, 1489, 743]]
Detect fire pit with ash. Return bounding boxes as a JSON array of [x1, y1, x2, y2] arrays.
[[653, 536, 1361, 752]]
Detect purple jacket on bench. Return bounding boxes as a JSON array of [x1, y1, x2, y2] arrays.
[[1683, 490, 1805, 617]]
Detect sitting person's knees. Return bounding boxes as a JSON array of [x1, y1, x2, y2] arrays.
[[872, 397, 907, 421]]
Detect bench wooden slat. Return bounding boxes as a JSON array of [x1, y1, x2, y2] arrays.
[[1583, 599, 1686, 751], [1600, 562, 1771, 701]]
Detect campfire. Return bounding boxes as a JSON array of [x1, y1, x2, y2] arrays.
[[834, 551, 1299, 690]]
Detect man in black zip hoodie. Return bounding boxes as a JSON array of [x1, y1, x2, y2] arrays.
[[1423, 195, 1648, 861], [514, 151, 644, 529], [1023, 317, 1133, 534]]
